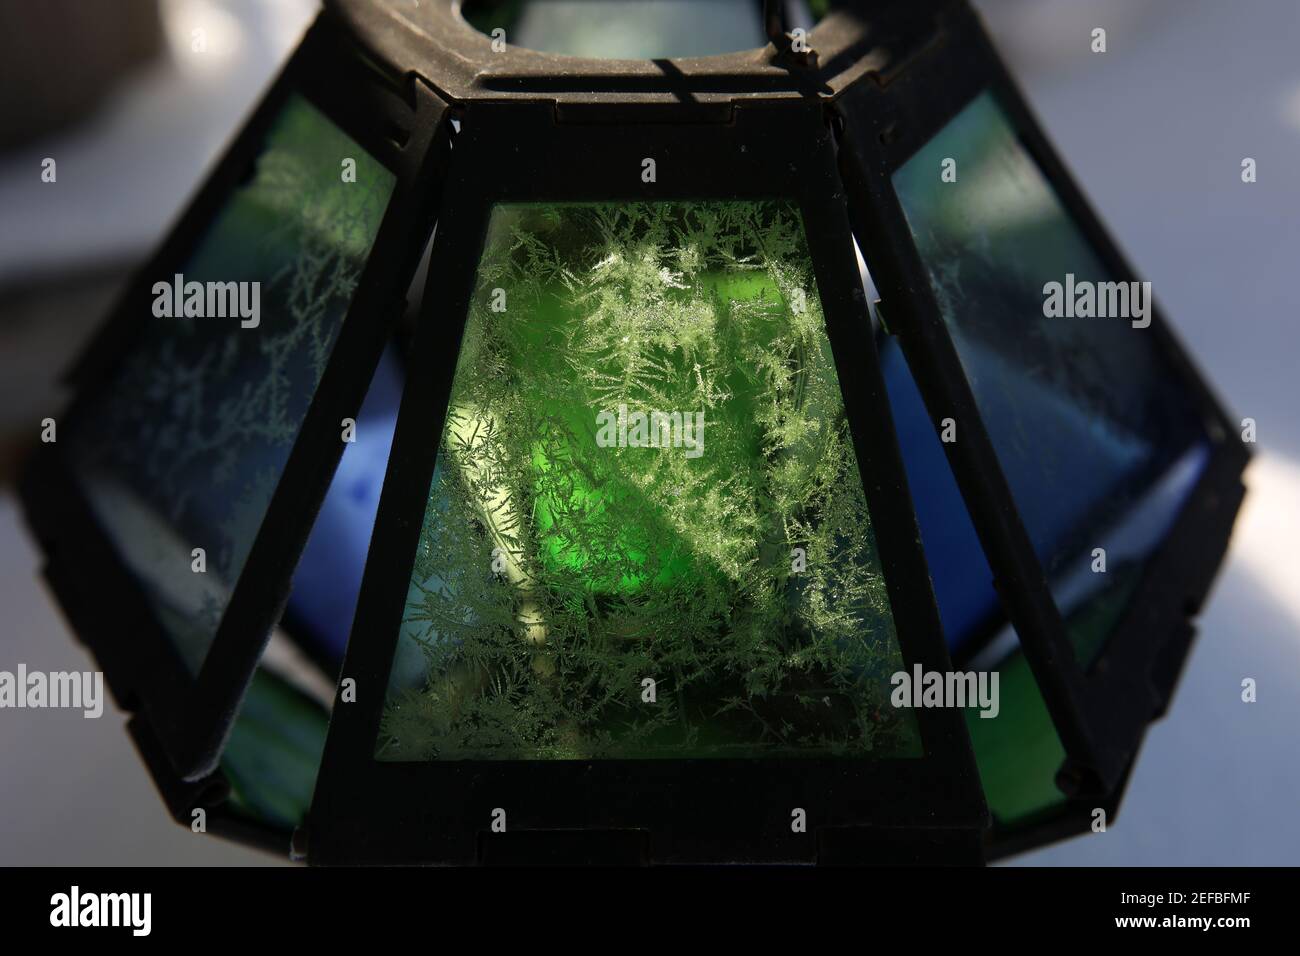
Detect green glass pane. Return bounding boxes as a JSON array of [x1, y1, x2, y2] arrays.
[[806, 0, 833, 21], [964, 644, 1067, 827], [379, 200, 919, 761], [221, 668, 329, 830], [68, 95, 396, 673]]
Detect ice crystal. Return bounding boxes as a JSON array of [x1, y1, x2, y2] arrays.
[[69, 96, 394, 671], [379, 200, 918, 760]]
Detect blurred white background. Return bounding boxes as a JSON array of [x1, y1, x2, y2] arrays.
[[0, 0, 1295, 865]]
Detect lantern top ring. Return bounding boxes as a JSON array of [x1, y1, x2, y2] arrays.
[[325, 0, 950, 108]]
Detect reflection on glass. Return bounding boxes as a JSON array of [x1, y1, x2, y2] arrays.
[[69, 95, 395, 673], [379, 200, 918, 761], [892, 92, 1209, 666], [465, 0, 767, 59], [285, 346, 405, 668]]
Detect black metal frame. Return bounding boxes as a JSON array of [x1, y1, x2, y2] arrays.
[[325, 0, 948, 111], [18, 0, 1248, 863], [19, 18, 454, 788], [307, 98, 987, 866], [831, 0, 1249, 842]]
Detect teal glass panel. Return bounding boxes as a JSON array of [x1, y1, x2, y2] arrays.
[[892, 92, 1209, 668], [68, 95, 396, 673]]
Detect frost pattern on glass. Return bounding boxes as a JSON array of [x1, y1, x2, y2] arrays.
[[69, 95, 395, 673], [379, 201, 919, 761], [892, 92, 1209, 664]]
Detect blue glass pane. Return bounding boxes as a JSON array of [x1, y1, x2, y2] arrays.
[[284, 347, 403, 666], [879, 338, 999, 653]]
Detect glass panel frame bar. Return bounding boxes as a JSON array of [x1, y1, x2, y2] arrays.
[[19, 16, 455, 782], [833, 1, 1249, 842], [310, 98, 987, 866]]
